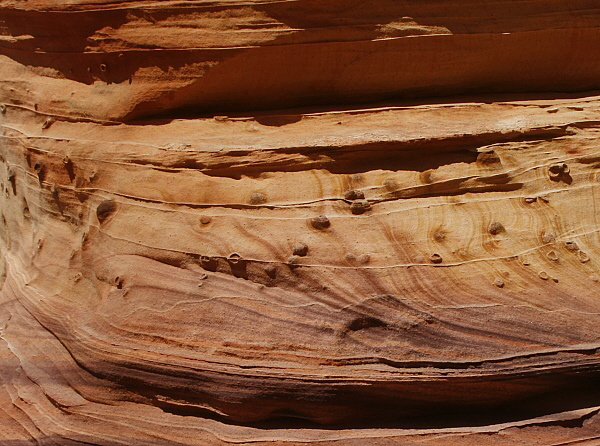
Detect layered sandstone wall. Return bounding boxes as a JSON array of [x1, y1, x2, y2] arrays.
[[2, 1, 600, 444]]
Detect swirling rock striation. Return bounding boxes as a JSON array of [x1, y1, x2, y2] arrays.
[[2, 0, 600, 444]]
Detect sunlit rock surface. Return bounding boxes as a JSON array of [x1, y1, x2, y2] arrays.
[[2, 0, 600, 444]]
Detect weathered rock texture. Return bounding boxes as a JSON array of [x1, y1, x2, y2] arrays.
[[2, 0, 600, 444]]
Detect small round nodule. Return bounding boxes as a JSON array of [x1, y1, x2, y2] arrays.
[[548, 163, 569, 181], [358, 253, 371, 264], [547, 250, 559, 262], [433, 231, 446, 242], [494, 278, 505, 288], [488, 222, 505, 235], [248, 192, 267, 205], [350, 199, 371, 215], [429, 253, 443, 264], [344, 189, 365, 200], [287, 255, 300, 267], [227, 253, 242, 264], [564, 241, 579, 251], [524, 197, 537, 204], [311, 215, 330, 230], [96, 199, 116, 223], [200, 216, 212, 225], [542, 232, 555, 244], [539, 271, 550, 280], [292, 242, 309, 257], [383, 179, 399, 191]]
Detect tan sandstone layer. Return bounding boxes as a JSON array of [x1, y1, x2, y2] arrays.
[[2, 0, 600, 444]]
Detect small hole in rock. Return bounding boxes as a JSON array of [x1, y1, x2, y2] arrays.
[[347, 316, 387, 332], [96, 200, 117, 223], [430, 253, 443, 264]]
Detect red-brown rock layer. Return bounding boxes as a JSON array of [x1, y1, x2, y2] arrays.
[[3, 0, 600, 119]]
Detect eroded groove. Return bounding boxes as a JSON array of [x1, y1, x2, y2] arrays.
[[121, 124, 570, 178]]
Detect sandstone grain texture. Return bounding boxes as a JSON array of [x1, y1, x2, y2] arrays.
[[2, 0, 600, 444]]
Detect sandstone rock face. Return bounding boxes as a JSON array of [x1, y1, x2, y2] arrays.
[[2, 1, 600, 444]]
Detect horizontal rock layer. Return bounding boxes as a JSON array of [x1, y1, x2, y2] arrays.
[[2, 0, 600, 119]]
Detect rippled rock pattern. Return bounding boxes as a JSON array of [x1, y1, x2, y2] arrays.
[[2, 0, 600, 444]]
